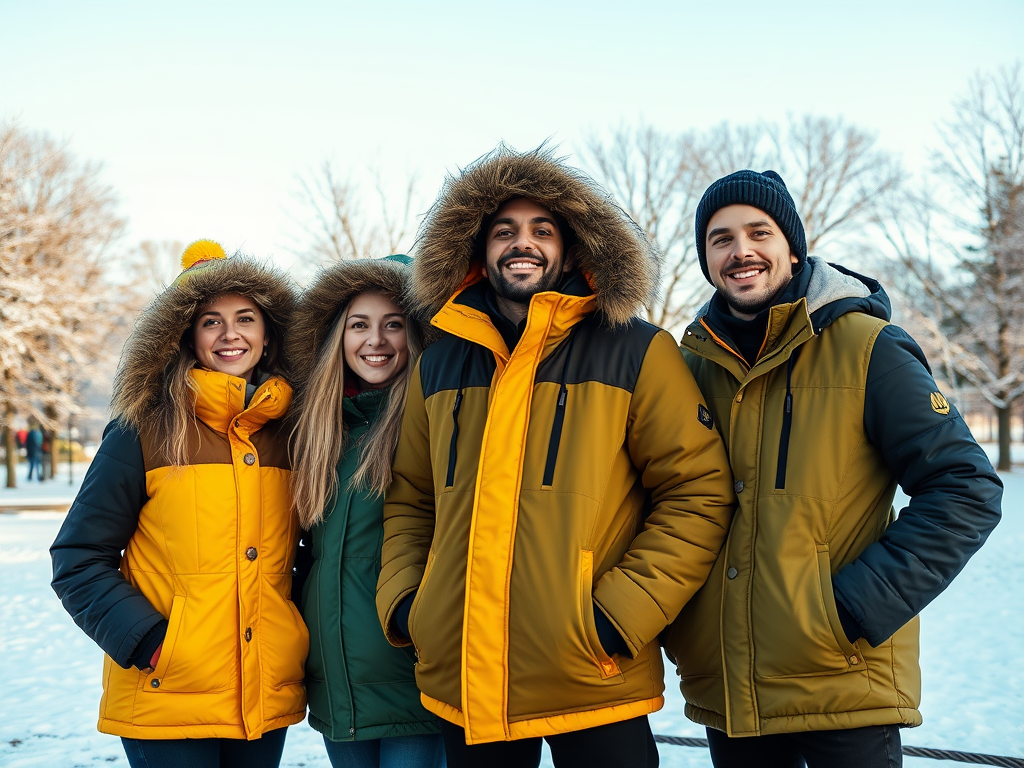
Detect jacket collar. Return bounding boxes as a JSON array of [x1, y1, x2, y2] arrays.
[[432, 271, 596, 364], [191, 368, 292, 434]]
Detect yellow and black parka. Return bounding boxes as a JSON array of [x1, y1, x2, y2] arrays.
[[376, 146, 736, 744], [51, 254, 308, 740]]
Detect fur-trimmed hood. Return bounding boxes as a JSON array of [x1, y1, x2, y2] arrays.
[[110, 255, 297, 429], [412, 145, 660, 326], [286, 255, 432, 399]]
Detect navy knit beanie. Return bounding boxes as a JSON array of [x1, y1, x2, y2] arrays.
[[694, 170, 807, 284]]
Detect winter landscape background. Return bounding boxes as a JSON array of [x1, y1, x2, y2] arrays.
[[1, 448, 1020, 768]]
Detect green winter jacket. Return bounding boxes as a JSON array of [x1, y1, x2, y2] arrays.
[[299, 388, 439, 742]]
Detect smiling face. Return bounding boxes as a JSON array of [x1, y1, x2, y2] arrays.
[[484, 197, 573, 322], [342, 292, 410, 392], [705, 204, 800, 320], [191, 293, 268, 383]]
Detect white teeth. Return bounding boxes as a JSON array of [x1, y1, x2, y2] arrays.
[[507, 262, 539, 270], [731, 269, 763, 280], [217, 350, 245, 358], [362, 355, 391, 362]]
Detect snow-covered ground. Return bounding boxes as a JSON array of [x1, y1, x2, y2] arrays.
[[1, 450, 1021, 768]]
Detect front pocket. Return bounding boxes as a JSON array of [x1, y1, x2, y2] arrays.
[[579, 550, 622, 680], [817, 547, 862, 663], [407, 550, 436, 661], [144, 594, 185, 693]]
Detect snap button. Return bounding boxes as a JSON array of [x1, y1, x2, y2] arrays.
[[245, 547, 258, 561], [727, 567, 738, 579], [151, 679, 160, 688], [735, 391, 743, 403], [734, 480, 745, 493], [243, 453, 256, 465], [234, 419, 241, 428], [245, 627, 252, 642], [849, 655, 860, 665]]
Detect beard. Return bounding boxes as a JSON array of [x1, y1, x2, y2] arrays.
[[487, 250, 565, 305], [719, 261, 795, 318]]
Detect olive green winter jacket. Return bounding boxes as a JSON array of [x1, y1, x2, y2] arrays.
[[665, 258, 1001, 737]]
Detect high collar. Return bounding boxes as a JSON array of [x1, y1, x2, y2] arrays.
[[432, 271, 596, 364], [342, 386, 388, 426], [191, 368, 292, 435]]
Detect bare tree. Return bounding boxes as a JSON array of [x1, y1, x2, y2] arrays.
[[0, 123, 125, 486], [875, 64, 1024, 470], [581, 116, 901, 334], [291, 160, 422, 269]]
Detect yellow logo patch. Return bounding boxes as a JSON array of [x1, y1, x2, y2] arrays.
[[930, 392, 951, 415]]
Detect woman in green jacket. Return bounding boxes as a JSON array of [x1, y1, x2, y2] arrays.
[[288, 255, 443, 768]]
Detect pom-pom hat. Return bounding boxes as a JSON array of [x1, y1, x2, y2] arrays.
[[694, 170, 807, 284]]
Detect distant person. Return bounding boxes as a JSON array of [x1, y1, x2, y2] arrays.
[[25, 424, 44, 482], [50, 241, 307, 768], [288, 255, 444, 768], [376, 146, 736, 767], [664, 170, 1003, 768]]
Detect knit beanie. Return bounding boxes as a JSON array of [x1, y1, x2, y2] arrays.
[[694, 170, 807, 284]]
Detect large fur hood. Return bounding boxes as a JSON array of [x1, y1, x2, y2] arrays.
[[287, 255, 432, 400], [110, 255, 297, 429], [412, 145, 660, 326]]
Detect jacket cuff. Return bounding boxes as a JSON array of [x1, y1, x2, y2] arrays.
[[834, 597, 864, 644], [128, 620, 168, 671]]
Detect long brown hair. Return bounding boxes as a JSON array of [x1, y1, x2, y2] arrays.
[[290, 293, 423, 528]]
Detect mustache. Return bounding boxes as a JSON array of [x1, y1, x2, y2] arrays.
[[723, 258, 770, 272], [498, 250, 545, 269]]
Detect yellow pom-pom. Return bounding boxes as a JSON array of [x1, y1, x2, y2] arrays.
[[181, 239, 227, 270]]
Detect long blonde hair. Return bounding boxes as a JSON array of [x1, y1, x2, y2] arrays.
[[290, 294, 423, 528]]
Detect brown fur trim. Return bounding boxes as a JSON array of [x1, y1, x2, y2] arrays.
[[110, 256, 297, 429], [412, 144, 661, 326], [286, 257, 434, 399]]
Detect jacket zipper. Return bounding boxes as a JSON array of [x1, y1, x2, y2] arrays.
[[445, 350, 472, 488], [775, 347, 801, 490], [542, 328, 579, 487]]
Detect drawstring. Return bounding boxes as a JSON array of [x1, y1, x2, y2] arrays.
[[542, 327, 580, 487], [445, 348, 472, 488], [774, 346, 802, 490]]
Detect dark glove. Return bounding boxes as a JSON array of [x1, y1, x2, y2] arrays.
[[593, 603, 630, 657], [393, 591, 416, 641]]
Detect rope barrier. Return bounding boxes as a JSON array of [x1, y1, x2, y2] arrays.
[[653, 735, 1024, 767]]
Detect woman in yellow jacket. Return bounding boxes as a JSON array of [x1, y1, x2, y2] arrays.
[[50, 241, 308, 768]]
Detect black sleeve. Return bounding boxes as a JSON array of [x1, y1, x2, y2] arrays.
[[50, 420, 166, 668], [831, 325, 1002, 647]]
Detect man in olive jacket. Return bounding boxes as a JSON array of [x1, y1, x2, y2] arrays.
[[375, 146, 736, 768], [664, 170, 1003, 768]]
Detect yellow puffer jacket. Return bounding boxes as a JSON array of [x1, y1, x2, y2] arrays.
[[50, 254, 308, 740], [84, 370, 307, 738]]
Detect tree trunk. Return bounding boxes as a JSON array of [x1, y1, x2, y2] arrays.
[[44, 403, 59, 480], [3, 425, 16, 489], [997, 404, 1012, 472]]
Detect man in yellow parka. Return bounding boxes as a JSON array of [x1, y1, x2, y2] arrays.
[[665, 170, 1003, 768], [375, 145, 736, 768]]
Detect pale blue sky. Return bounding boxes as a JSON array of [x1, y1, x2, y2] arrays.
[[2, 0, 1022, 263]]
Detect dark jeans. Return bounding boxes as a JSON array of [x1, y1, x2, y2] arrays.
[[439, 715, 658, 768], [322, 733, 446, 768], [706, 724, 902, 768], [120, 727, 288, 768]]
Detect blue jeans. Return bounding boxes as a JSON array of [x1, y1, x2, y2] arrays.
[[120, 727, 288, 768], [706, 724, 902, 768], [323, 733, 446, 768], [26, 454, 42, 481]]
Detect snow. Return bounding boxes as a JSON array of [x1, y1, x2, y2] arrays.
[[1, 452, 1021, 768]]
